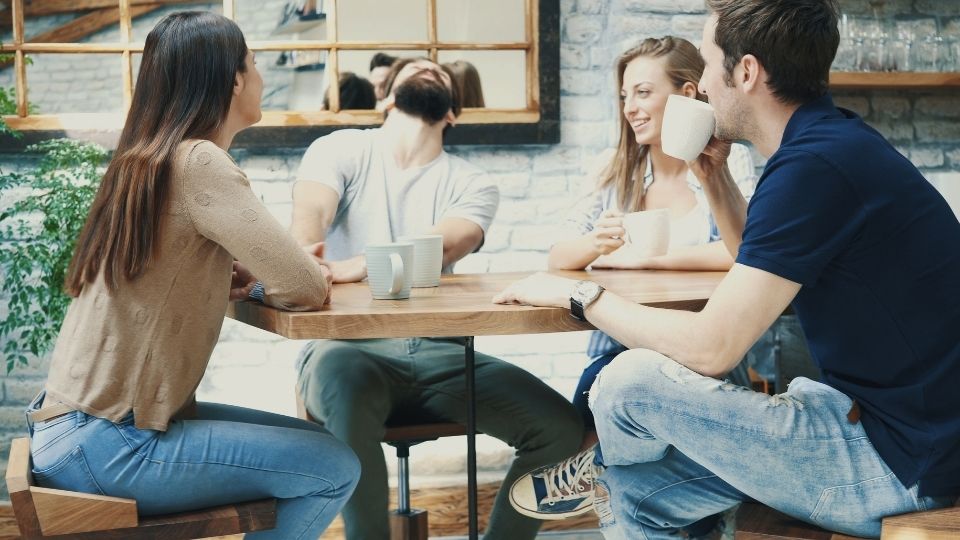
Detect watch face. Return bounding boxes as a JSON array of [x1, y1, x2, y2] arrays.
[[574, 281, 600, 302]]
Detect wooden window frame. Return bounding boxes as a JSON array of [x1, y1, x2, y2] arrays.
[[0, 0, 559, 148]]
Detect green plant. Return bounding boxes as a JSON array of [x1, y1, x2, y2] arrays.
[[0, 139, 108, 372]]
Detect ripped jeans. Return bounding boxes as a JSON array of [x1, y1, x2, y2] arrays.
[[588, 349, 956, 540]]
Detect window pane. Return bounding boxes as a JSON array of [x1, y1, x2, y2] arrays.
[[23, 5, 121, 45], [338, 0, 428, 42], [132, 3, 222, 43], [438, 50, 526, 109], [258, 49, 329, 111], [437, 0, 525, 43], [26, 54, 123, 114], [236, 0, 329, 42]]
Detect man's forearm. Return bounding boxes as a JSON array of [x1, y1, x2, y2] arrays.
[[583, 292, 739, 378], [701, 165, 748, 258]]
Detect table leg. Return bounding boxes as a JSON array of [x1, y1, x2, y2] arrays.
[[465, 336, 478, 540]]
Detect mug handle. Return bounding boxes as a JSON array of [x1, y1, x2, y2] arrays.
[[388, 252, 404, 294]]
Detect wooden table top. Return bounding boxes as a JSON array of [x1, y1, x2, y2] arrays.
[[226, 269, 726, 339]]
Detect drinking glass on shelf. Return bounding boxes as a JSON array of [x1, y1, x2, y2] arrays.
[[914, 35, 946, 72]]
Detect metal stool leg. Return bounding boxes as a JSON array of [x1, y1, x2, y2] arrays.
[[389, 441, 428, 540]]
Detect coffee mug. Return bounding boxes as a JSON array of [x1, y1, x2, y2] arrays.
[[365, 242, 414, 299], [622, 209, 670, 258], [398, 234, 443, 287], [661, 94, 716, 162]]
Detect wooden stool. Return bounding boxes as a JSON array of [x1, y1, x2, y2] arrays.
[[295, 389, 473, 540], [735, 501, 960, 540], [5, 437, 277, 539]]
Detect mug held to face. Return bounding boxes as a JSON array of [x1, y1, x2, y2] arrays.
[[365, 242, 414, 299], [661, 94, 716, 162]]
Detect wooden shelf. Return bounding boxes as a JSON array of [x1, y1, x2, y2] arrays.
[[830, 71, 960, 89]]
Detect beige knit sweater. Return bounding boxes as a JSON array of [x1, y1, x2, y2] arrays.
[[44, 140, 327, 431]]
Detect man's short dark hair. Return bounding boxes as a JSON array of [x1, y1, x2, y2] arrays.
[[369, 52, 398, 72], [323, 72, 376, 110], [706, 0, 840, 105]]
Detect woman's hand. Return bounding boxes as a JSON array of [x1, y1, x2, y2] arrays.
[[229, 261, 257, 300], [302, 242, 366, 284], [589, 210, 626, 256], [492, 272, 576, 308]]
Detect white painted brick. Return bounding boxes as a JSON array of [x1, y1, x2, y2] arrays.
[[560, 45, 590, 69], [946, 148, 960, 167], [577, 0, 608, 15], [928, 171, 960, 221], [623, 0, 706, 13], [487, 252, 548, 272], [529, 175, 574, 198], [532, 147, 583, 175], [482, 226, 511, 253], [250, 181, 293, 204], [916, 121, 960, 144], [590, 47, 613, 69], [916, 97, 960, 119], [501, 355, 554, 378], [867, 119, 915, 142], [561, 70, 603, 96], [560, 120, 615, 147], [911, 147, 944, 168], [564, 16, 604, 44], [869, 96, 909, 120], [834, 95, 871, 118], [561, 96, 608, 121], [915, 0, 960, 16], [209, 342, 278, 368], [488, 172, 530, 198], [458, 151, 532, 173], [455, 253, 491, 273], [3, 379, 45, 404], [496, 200, 538, 224], [611, 16, 673, 43], [264, 202, 292, 228], [511, 225, 567, 250], [671, 15, 708, 41]]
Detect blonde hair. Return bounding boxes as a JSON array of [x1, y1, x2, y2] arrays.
[[597, 36, 706, 212]]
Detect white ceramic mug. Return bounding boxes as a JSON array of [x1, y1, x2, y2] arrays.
[[365, 242, 414, 299], [622, 209, 671, 258], [661, 94, 716, 162], [398, 234, 443, 287]]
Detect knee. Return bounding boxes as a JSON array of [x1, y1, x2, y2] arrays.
[[589, 349, 673, 417], [299, 343, 382, 411], [319, 438, 362, 497]]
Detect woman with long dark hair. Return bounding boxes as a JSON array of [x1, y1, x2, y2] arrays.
[[25, 12, 358, 538]]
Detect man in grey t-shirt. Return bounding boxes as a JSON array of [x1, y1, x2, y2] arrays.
[[291, 58, 583, 540]]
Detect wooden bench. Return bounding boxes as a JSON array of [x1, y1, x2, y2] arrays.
[[5, 437, 277, 539], [736, 501, 960, 540]]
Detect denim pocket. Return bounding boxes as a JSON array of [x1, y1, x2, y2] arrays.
[[30, 412, 81, 456], [32, 445, 105, 496], [809, 472, 916, 535]]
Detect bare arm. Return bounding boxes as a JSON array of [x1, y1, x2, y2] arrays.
[[593, 241, 734, 271], [429, 217, 485, 268], [493, 263, 800, 377], [689, 139, 749, 258], [548, 210, 627, 270], [290, 181, 366, 283]]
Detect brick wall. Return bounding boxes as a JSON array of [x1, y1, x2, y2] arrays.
[[2, 0, 959, 500]]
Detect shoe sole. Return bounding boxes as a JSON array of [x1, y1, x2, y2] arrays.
[[508, 476, 596, 521]]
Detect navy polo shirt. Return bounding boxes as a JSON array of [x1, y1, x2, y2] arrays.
[[737, 94, 960, 497]]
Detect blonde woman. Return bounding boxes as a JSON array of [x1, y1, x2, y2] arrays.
[[551, 37, 807, 450]]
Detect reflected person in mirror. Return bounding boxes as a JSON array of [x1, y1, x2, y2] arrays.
[[444, 59, 486, 108], [291, 57, 584, 540]]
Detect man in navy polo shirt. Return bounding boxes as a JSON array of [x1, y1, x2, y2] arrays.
[[494, 0, 960, 537]]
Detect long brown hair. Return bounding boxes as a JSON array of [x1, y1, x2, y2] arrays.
[[65, 12, 248, 296], [597, 36, 706, 213]]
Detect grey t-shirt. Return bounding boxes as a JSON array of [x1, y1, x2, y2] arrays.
[[296, 128, 499, 272]]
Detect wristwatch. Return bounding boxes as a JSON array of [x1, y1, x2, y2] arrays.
[[570, 280, 605, 321]]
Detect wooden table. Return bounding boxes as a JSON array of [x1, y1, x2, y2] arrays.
[[228, 269, 725, 539]]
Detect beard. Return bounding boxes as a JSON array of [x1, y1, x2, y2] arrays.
[[713, 94, 752, 142], [393, 75, 452, 125]]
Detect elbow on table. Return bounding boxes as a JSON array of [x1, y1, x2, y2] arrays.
[[269, 284, 328, 312]]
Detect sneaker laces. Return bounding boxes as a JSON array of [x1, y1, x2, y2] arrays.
[[537, 449, 600, 504]]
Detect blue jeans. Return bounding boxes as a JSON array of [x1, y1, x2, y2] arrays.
[[26, 393, 359, 540], [588, 350, 956, 540]]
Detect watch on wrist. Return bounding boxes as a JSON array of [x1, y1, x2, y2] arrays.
[[570, 280, 605, 321]]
